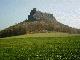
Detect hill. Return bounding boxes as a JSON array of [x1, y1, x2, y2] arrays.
[[0, 8, 80, 38]]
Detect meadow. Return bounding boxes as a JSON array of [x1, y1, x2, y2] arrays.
[[0, 32, 80, 60]]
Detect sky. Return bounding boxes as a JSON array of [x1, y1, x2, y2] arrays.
[[0, 0, 80, 30]]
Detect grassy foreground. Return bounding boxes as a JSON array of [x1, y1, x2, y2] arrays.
[[0, 33, 80, 60]]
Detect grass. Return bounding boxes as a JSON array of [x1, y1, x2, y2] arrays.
[[4, 32, 80, 38], [0, 32, 80, 60]]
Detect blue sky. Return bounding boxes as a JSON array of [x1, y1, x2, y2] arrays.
[[0, 0, 80, 30]]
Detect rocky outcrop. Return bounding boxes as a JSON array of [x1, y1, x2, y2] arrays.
[[28, 8, 55, 21]]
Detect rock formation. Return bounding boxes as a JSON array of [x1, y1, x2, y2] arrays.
[[0, 8, 80, 38], [28, 8, 55, 21]]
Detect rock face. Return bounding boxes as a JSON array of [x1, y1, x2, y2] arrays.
[[28, 8, 55, 21], [28, 8, 36, 20]]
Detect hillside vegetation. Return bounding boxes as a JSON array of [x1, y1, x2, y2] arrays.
[[3, 32, 80, 38]]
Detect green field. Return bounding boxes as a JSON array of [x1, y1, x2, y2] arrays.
[[4, 32, 80, 38], [0, 33, 80, 60]]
